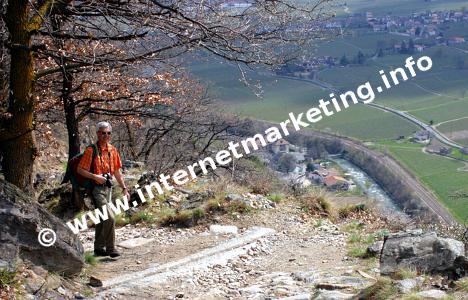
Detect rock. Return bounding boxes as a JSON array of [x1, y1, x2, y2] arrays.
[[74, 292, 85, 299], [0, 241, 18, 272], [24, 270, 46, 294], [57, 286, 68, 296], [165, 195, 181, 208], [225, 194, 244, 202], [43, 274, 61, 290], [118, 237, 155, 249], [209, 225, 238, 235], [449, 255, 468, 279], [89, 276, 103, 287], [396, 278, 422, 294], [279, 294, 311, 300], [239, 285, 264, 295], [315, 276, 370, 290], [314, 290, 355, 300], [0, 179, 84, 276], [415, 289, 447, 299], [180, 191, 214, 210], [380, 230, 464, 276], [366, 241, 383, 257]]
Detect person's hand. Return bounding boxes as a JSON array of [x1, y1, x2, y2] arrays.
[[94, 175, 107, 185], [122, 188, 130, 200]]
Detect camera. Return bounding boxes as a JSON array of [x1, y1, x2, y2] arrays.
[[102, 173, 113, 188]]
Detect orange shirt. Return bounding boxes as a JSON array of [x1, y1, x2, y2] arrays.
[[78, 143, 122, 182]]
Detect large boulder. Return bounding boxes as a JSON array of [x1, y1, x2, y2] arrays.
[[0, 179, 84, 275], [380, 230, 465, 276]]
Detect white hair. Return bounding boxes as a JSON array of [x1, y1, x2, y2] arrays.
[[96, 121, 112, 132]]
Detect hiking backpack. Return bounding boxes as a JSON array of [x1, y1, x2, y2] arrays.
[[62, 144, 98, 189]]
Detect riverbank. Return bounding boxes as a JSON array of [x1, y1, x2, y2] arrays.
[[249, 119, 459, 226]]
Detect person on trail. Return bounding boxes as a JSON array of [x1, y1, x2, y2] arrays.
[[77, 121, 130, 258]]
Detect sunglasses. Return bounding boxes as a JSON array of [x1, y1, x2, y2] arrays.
[[98, 131, 112, 136]]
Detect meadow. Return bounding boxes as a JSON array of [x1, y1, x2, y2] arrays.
[[370, 140, 468, 222], [331, 0, 468, 16]]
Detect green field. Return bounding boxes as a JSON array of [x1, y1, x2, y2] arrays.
[[371, 140, 468, 222], [315, 44, 468, 125], [333, 0, 468, 16], [437, 118, 468, 146], [189, 60, 419, 140]]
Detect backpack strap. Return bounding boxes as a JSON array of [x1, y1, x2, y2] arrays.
[[88, 143, 98, 174]]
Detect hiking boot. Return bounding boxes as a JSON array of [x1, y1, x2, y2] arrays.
[[94, 248, 108, 257], [107, 249, 121, 258]]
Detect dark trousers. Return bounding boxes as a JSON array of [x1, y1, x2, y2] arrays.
[[92, 185, 115, 251]]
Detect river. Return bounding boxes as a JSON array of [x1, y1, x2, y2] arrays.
[[330, 157, 410, 222]]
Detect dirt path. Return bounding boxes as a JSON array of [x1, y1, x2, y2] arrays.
[[82, 202, 376, 299]]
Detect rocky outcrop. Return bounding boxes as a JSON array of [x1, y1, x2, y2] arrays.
[[226, 193, 277, 209], [366, 241, 383, 257], [380, 230, 465, 276], [0, 179, 84, 275]]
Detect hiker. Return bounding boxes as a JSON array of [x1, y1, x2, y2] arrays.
[[77, 121, 130, 258]]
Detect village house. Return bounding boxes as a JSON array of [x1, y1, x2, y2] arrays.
[[269, 139, 290, 154], [412, 130, 431, 144], [414, 44, 425, 52], [323, 175, 350, 191], [447, 36, 466, 45]]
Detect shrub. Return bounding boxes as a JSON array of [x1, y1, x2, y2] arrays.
[[375, 228, 390, 238], [130, 211, 156, 224], [0, 269, 17, 288], [360, 277, 398, 300], [115, 213, 129, 227], [267, 193, 284, 203], [161, 208, 205, 227], [338, 204, 367, 218], [227, 201, 251, 214], [300, 193, 334, 217], [342, 220, 365, 232], [392, 267, 418, 280], [348, 232, 362, 243], [347, 246, 367, 258], [85, 251, 97, 266], [455, 277, 468, 292]]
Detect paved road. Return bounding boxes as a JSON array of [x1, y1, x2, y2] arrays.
[[366, 102, 465, 150], [277, 74, 466, 150]]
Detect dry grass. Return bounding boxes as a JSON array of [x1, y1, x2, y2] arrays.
[[360, 277, 398, 300], [160, 208, 205, 227], [455, 277, 468, 292], [338, 203, 367, 219], [392, 267, 418, 280], [300, 189, 335, 218]]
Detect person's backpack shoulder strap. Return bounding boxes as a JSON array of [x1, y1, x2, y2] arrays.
[[87, 143, 98, 173]]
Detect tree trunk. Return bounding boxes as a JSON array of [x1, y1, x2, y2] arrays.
[[124, 118, 137, 160], [1, 0, 37, 192], [62, 71, 81, 158]]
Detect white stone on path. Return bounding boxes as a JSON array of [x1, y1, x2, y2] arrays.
[[314, 290, 355, 300], [118, 237, 155, 249], [415, 289, 447, 299], [209, 225, 238, 235]]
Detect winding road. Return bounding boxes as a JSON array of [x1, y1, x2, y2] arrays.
[[365, 102, 465, 150], [278, 74, 466, 150]]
